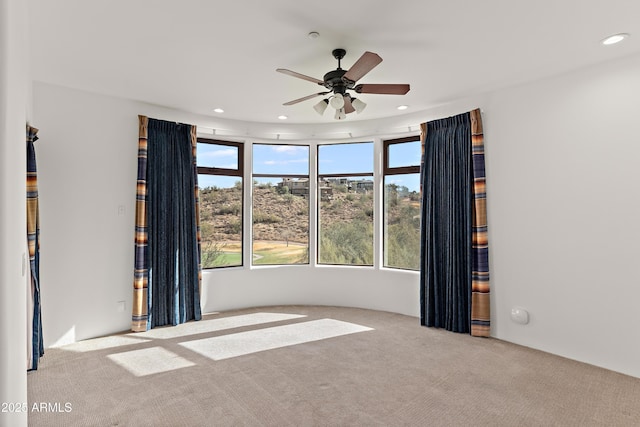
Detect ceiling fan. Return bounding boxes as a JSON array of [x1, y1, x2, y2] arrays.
[[277, 49, 410, 120]]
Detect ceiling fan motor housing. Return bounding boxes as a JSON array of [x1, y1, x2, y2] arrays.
[[324, 49, 354, 95], [323, 69, 352, 94]]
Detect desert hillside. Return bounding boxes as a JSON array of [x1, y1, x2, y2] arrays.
[[199, 184, 376, 245], [198, 181, 419, 268]]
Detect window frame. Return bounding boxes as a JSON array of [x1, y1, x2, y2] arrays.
[[197, 137, 245, 269], [317, 141, 375, 267], [251, 143, 311, 266], [197, 138, 244, 178], [382, 136, 421, 176], [382, 135, 421, 271]]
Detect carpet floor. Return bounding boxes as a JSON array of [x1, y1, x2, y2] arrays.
[[27, 305, 640, 426]]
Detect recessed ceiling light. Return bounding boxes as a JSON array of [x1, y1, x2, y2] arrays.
[[308, 31, 320, 39], [397, 105, 409, 110], [278, 115, 288, 120], [601, 33, 629, 46], [213, 108, 224, 113]]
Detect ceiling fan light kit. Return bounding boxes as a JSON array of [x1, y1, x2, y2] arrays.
[[329, 93, 345, 109], [351, 97, 366, 114], [313, 99, 329, 115], [277, 49, 410, 120]]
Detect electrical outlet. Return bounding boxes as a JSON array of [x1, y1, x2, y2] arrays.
[[116, 301, 126, 312]]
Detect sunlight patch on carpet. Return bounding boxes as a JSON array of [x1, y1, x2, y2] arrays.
[[62, 335, 151, 353], [107, 347, 195, 376], [129, 312, 306, 339], [179, 319, 374, 361]]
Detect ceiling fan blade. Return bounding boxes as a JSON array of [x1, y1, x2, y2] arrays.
[[276, 68, 324, 85], [283, 92, 329, 106], [343, 95, 356, 114], [342, 51, 383, 83], [355, 84, 410, 95]]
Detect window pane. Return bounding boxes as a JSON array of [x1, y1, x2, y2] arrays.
[[252, 179, 309, 265], [318, 142, 373, 175], [198, 175, 243, 268], [388, 140, 421, 168], [318, 177, 373, 266], [253, 144, 309, 175], [197, 143, 238, 170], [384, 174, 421, 270]]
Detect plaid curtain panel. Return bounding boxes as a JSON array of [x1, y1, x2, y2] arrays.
[[470, 109, 490, 337], [132, 117, 150, 332], [27, 124, 44, 369]]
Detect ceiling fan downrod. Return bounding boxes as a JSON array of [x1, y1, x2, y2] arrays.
[[324, 49, 349, 95], [332, 48, 346, 69]]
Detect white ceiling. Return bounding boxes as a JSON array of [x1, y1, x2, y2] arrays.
[[29, 0, 640, 125]]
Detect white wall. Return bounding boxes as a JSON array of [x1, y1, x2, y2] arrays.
[[31, 51, 640, 379], [33, 83, 140, 346], [201, 266, 419, 316], [0, 0, 29, 425], [485, 54, 640, 378]]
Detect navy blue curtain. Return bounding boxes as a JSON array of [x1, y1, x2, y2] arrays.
[[420, 113, 473, 333], [27, 125, 44, 370], [146, 118, 201, 328]]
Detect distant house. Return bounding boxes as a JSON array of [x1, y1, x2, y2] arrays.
[[350, 179, 373, 193], [278, 178, 309, 197], [278, 177, 374, 200], [279, 178, 334, 201], [325, 177, 349, 186], [323, 177, 372, 193]]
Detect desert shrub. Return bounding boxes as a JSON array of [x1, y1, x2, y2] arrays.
[[332, 184, 347, 193], [319, 220, 373, 265], [253, 211, 281, 224], [359, 193, 371, 202], [228, 219, 242, 234], [217, 203, 241, 215], [386, 220, 420, 270], [200, 240, 224, 269], [276, 185, 290, 195], [330, 199, 343, 211], [282, 193, 294, 205]]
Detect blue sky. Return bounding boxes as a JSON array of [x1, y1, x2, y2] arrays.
[[197, 140, 421, 191], [197, 143, 239, 169], [317, 142, 373, 174], [386, 140, 421, 192], [388, 140, 421, 168], [385, 174, 420, 193], [253, 144, 309, 175]]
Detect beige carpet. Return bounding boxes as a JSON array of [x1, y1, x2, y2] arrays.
[[27, 305, 640, 426]]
